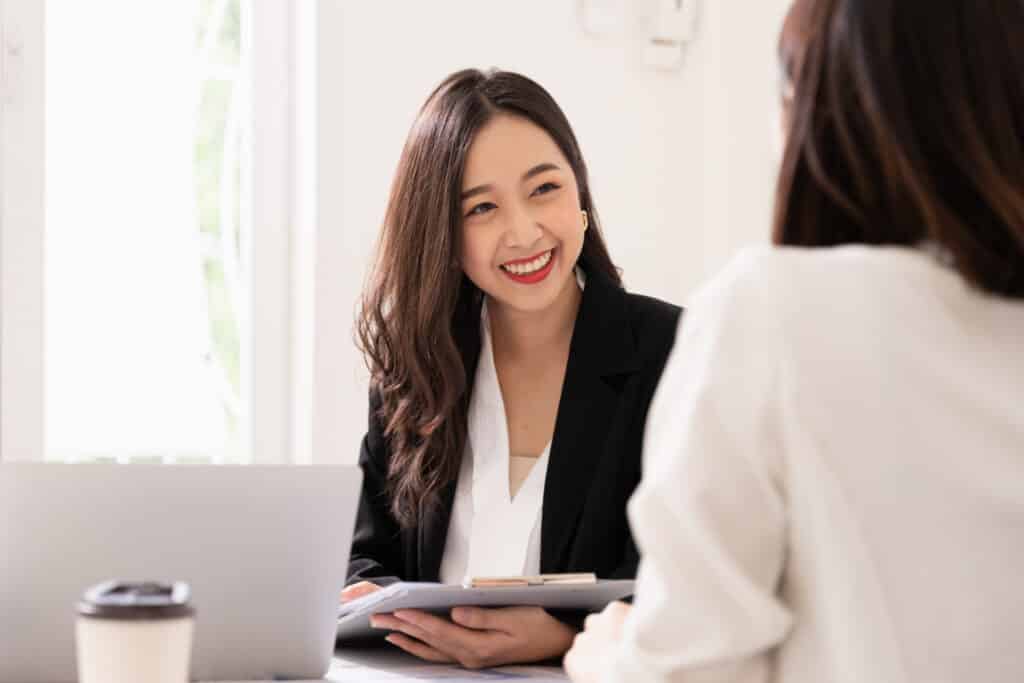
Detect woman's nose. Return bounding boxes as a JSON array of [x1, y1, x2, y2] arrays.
[[504, 203, 544, 248]]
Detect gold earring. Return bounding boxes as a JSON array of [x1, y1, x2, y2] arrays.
[[581, 210, 589, 231]]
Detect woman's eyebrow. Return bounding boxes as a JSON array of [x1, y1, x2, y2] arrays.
[[461, 183, 492, 201], [521, 162, 560, 182], [460, 162, 561, 201]]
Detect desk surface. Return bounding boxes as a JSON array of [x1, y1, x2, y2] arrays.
[[215, 646, 568, 682]]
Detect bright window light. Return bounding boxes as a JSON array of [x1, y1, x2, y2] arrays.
[[44, 0, 248, 463]]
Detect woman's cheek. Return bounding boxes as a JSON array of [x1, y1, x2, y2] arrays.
[[539, 201, 581, 240], [460, 227, 499, 282]]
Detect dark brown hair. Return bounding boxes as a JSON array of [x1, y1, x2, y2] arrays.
[[358, 69, 621, 527], [775, 0, 1024, 296]]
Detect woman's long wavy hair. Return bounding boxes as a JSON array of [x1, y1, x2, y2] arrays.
[[358, 69, 621, 528], [776, 0, 1024, 297]]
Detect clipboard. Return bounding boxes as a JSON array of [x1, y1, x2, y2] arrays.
[[463, 572, 598, 588], [336, 577, 634, 642]]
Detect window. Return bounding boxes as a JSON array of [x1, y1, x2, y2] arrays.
[[1, 0, 302, 464]]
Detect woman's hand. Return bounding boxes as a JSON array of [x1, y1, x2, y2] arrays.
[[564, 602, 631, 683], [340, 581, 381, 603], [370, 605, 576, 669]]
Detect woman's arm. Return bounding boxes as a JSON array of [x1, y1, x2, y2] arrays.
[[568, 253, 795, 682]]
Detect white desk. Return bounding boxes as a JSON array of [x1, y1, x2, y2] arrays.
[[218, 647, 568, 683]]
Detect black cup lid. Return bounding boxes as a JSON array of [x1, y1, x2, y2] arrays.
[[77, 581, 195, 620]]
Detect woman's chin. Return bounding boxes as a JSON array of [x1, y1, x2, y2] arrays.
[[487, 265, 580, 316]]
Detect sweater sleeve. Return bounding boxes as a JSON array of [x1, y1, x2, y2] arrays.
[[606, 253, 794, 683]]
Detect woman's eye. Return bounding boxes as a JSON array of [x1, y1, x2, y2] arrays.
[[531, 182, 560, 197], [467, 202, 497, 217]]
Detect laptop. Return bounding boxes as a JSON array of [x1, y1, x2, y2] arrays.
[[0, 463, 362, 682]]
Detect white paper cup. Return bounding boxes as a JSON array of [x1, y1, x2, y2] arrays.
[[76, 581, 194, 683]]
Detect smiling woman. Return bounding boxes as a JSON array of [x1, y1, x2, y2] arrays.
[[460, 117, 585, 304], [346, 69, 683, 667]]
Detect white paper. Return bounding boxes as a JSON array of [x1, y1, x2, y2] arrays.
[[328, 648, 568, 682]]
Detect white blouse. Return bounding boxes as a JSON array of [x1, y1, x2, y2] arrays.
[[440, 271, 586, 585], [608, 246, 1024, 683], [438, 303, 552, 584]]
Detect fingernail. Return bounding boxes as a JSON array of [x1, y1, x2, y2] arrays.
[[369, 617, 381, 628]]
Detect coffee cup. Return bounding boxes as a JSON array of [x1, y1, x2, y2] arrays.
[[76, 581, 194, 683]]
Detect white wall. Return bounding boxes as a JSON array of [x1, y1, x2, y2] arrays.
[[310, 0, 791, 464], [0, 0, 45, 462]]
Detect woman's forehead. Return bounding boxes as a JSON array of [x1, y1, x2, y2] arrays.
[[462, 115, 570, 188]]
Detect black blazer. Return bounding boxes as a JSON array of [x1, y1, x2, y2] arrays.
[[347, 269, 682, 588]]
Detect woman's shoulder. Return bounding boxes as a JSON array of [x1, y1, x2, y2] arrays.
[[623, 290, 683, 330], [620, 290, 684, 358], [703, 243, 955, 313], [682, 243, 964, 361], [717, 242, 945, 284]]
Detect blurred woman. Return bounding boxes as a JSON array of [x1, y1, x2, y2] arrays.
[[567, 1, 1024, 681]]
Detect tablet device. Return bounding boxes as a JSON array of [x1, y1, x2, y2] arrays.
[[336, 579, 635, 641]]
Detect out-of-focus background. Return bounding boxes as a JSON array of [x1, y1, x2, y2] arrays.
[[0, 0, 789, 467]]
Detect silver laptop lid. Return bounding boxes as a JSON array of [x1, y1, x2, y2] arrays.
[[0, 463, 361, 683]]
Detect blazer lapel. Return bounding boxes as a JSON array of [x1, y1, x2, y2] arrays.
[[541, 269, 639, 572]]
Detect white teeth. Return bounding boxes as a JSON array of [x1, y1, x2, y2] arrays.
[[503, 250, 552, 276]]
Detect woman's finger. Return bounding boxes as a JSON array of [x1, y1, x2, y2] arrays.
[[385, 633, 455, 663], [340, 581, 380, 603], [450, 606, 503, 632], [395, 608, 479, 636], [389, 610, 493, 663], [372, 613, 468, 658], [604, 601, 631, 618]]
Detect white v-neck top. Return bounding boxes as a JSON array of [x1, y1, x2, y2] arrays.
[[509, 455, 539, 498], [439, 270, 586, 585], [438, 305, 551, 584]]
